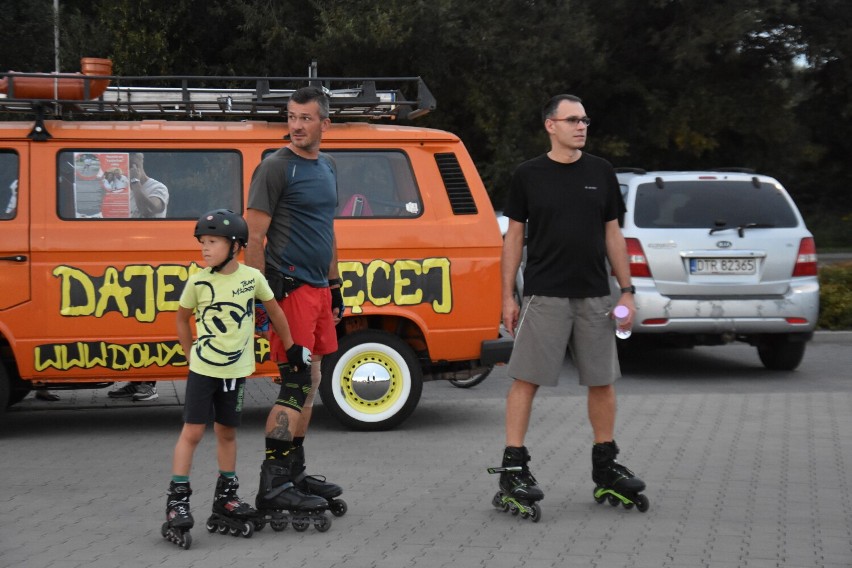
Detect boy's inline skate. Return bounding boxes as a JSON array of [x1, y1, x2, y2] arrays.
[[161, 481, 194, 549], [253, 458, 333, 532], [206, 474, 256, 538], [290, 446, 348, 517], [487, 446, 544, 522], [592, 441, 649, 512]]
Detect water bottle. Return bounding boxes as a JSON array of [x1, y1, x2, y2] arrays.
[[613, 304, 632, 339]]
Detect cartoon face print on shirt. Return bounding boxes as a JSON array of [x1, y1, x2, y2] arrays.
[[192, 280, 255, 367]]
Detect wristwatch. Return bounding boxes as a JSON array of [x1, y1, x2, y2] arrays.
[[328, 277, 343, 287], [620, 285, 636, 294]]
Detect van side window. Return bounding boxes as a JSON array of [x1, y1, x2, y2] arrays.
[[330, 151, 421, 218], [0, 151, 18, 220], [57, 150, 242, 219]]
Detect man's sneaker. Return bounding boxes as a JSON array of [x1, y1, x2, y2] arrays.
[[107, 382, 139, 398], [132, 383, 158, 401]]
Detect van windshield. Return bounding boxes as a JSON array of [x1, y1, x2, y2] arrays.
[[632, 180, 799, 229]]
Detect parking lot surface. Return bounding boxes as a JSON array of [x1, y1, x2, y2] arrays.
[[1, 333, 851, 568]]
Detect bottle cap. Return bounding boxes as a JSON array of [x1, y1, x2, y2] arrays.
[[613, 305, 629, 319]]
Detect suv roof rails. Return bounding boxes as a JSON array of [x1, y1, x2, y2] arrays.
[[0, 66, 436, 123], [707, 167, 757, 174]]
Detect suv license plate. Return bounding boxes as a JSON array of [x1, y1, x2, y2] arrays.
[[689, 258, 756, 275]]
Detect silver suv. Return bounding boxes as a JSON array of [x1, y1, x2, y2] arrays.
[[613, 169, 819, 370]]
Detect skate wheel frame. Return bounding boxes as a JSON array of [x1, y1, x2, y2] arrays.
[[491, 491, 542, 523], [593, 487, 650, 513]]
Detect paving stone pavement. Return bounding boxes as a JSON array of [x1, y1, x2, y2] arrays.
[[1, 335, 851, 568]]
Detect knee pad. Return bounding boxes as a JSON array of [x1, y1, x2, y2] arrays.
[[274, 364, 311, 412]]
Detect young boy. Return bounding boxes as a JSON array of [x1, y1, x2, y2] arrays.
[[162, 209, 311, 548]]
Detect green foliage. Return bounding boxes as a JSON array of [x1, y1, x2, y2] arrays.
[[0, 0, 849, 246], [818, 263, 852, 330]]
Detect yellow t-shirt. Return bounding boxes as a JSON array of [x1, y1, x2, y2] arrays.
[[179, 263, 274, 379]]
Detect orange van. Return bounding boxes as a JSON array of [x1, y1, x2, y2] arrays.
[[0, 66, 511, 429]]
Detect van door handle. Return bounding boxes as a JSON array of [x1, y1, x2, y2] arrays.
[[0, 255, 27, 262]]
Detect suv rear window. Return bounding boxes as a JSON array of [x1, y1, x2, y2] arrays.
[[633, 180, 798, 229]]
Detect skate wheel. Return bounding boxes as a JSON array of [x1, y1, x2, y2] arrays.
[[623, 502, 634, 510], [529, 503, 542, 523], [241, 521, 255, 538], [217, 523, 229, 534], [271, 520, 287, 532], [206, 521, 217, 533], [229, 526, 240, 536], [608, 495, 620, 507], [593, 488, 606, 504], [510, 504, 520, 516], [182, 532, 192, 550], [254, 521, 266, 532], [330, 499, 348, 517], [161, 522, 169, 538], [491, 492, 503, 509], [635, 494, 650, 513], [314, 514, 332, 533], [292, 518, 310, 532]]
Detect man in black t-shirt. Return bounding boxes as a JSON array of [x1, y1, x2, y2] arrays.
[[491, 94, 648, 518]]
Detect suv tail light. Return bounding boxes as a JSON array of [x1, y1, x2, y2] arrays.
[[792, 237, 817, 277], [625, 238, 652, 278]]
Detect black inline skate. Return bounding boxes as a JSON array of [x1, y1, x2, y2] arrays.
[[253, 458, 333, 533], [206, 474, 256, 538], [291, 446, 348, 517], [487, 446, 544, 522], [592, 441, 649, 512], [161, 481, 194, 549]]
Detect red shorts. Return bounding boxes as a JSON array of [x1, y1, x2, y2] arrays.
[[269, 284, 338, 362]]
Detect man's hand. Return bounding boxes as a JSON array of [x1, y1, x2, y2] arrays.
[[285, 343, 312, 373]]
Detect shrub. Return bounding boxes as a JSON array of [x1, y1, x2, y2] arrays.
[[818, 262, 852, 330]]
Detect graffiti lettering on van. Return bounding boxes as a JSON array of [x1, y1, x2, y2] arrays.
[[339, 257, 452, 315], [33, 339, 273, 372], [52, 257, 453, 320], [53, 263, 203, 323]]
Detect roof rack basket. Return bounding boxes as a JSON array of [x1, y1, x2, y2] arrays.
[[0, 65, 436, 122]]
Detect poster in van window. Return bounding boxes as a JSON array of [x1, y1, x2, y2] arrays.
[[73, 152, 131, 218]]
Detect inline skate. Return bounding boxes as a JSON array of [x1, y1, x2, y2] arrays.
[[161, 481, 193, 549], [253, 458, 333, 532], [592, 441, 649, 512], [487, 446, 544, 522], [290, 446, 347, 517], [205, 474, 256, 538]]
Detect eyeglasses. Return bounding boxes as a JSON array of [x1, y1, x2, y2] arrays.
[[549, 116, 591, 126]]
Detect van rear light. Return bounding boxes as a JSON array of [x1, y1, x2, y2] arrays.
[[785, 317, 809, 325], [642, 318, 668, 326], [792, 237, 817, 277], [626, 238, 652, 278]]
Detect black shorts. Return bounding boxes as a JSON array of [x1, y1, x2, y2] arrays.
[[183, 371, 246, 427]]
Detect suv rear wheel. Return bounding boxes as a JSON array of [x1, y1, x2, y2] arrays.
[[319, 330, 423, 430], [757, 336, 807, 371]]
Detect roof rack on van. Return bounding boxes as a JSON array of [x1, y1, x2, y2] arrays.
[[0, 63, 436, 123]]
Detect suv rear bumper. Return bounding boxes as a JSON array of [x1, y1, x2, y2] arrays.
[[629, 278, 819, 335]]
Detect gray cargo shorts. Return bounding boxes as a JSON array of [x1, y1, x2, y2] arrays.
[[507, 295, 621, 387]]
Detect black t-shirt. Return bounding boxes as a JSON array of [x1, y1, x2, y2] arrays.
[[503, 152, 625, 298]]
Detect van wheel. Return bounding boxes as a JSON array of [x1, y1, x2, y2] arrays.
[[757, 337, 806, 371], [319, 330, 423, 431]]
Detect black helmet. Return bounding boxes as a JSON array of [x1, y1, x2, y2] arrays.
[[194, 209, 248, 246]]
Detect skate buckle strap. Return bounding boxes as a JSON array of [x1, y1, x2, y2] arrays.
[[266, 481, 295, 500], [487, 466, 523, 474]]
